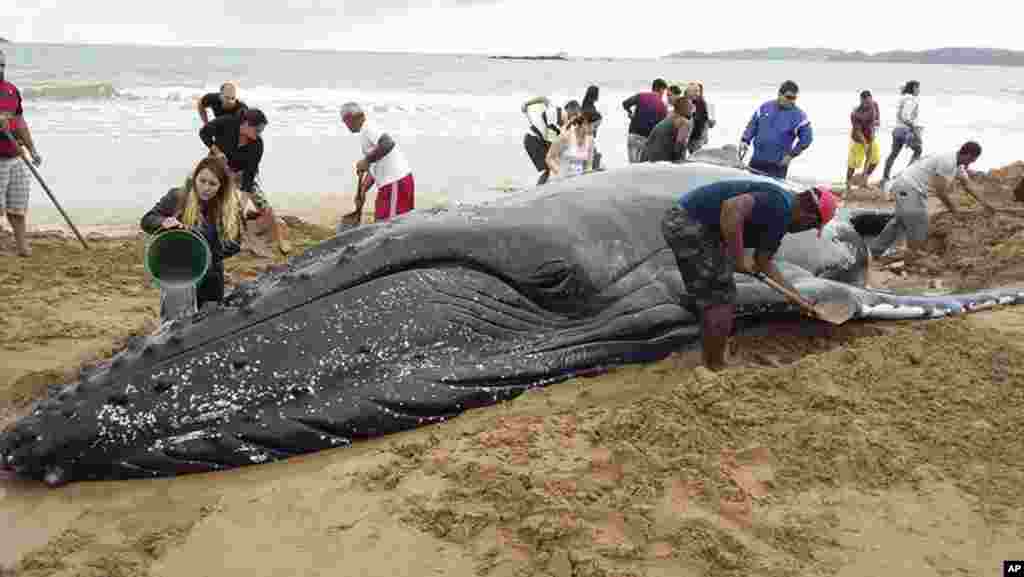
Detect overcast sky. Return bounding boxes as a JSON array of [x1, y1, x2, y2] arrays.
[[3, 1, 1018, 58]]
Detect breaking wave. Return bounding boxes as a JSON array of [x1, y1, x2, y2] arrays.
[[21, 82, 121, 101]]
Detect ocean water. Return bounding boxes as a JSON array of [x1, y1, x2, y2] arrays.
[[4, 42, 1024, 227]]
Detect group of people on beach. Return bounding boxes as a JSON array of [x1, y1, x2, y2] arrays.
[[518, 75, 992, 368], [136, 80, 417, 316], [0, 47, 999, 370], [663, 78, 991, 368], [521, 79, 718, 184]]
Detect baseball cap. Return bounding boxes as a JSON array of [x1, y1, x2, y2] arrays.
[[810, 186, 837, 237]]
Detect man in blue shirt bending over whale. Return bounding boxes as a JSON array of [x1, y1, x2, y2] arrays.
[[739, 80, 813, 178], [661, 178, 837, 370]]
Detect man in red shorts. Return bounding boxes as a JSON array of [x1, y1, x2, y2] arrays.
[[340, 102, 414, 222]]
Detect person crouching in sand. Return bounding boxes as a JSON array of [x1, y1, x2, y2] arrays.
[[141, 156, 242, 320], [661, 180, 837, 370], [870, 141, 992, 261]]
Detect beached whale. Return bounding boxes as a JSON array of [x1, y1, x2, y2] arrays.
[[2, 161, 1022, 485]]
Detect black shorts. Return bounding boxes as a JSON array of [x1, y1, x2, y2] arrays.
[[524, 133, 550, 172]]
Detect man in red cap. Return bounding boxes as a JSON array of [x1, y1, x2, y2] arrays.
[[661, 179, 837, 370]]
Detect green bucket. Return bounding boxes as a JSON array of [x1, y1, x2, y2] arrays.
[[145, 228, 212, 289]]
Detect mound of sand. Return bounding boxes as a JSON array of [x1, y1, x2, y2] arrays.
[[3, 164, 1024, 576]]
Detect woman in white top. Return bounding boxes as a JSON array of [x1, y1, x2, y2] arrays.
[[545, 109, 595, 180], [882, 80, 923, 185]]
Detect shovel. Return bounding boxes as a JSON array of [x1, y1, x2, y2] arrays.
[[339, 171, 370, 229], [22, 155, 89, 250], [754, 272, 857, 325]]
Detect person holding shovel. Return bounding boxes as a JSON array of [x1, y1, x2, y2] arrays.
[[340, 102, 415, 223], [661, 178, 838, 371], [0, 49, 43, 257]]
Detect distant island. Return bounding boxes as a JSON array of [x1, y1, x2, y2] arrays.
[[489, 52, 569, 61], [665, 47, 1024, 67]]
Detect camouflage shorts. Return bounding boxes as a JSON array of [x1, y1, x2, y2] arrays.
[[661, 204, 736, 309]]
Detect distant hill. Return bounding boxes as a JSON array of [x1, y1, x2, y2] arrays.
[[665, 47, 1024, 67], [0, 38, 9, 44], [489, 52, 569, 61], [668, 47, 848, 62]]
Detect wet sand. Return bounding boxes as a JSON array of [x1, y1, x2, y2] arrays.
[[2, 167, 1024, 577]]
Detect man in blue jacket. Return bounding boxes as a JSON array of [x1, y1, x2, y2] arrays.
[[739, 80, 813, 178]]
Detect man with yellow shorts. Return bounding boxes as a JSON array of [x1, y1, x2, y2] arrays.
[[846, 90, 880, 191]]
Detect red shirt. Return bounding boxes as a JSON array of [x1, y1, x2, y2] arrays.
[[0, 80, 24, 158], [850, 101, 879, 144]]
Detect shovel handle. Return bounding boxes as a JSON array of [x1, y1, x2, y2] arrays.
[[21, 156, 89, 250], [754, 272, 819, 318]]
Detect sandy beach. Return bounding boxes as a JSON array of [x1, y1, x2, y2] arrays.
[[2, 165, 1024, 577]]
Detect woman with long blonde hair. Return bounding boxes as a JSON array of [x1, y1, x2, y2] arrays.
[[141, 156, 243, 317]]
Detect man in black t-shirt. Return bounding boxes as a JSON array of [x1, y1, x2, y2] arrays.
[[198, 107, 291, 254], [197, 82, 248, 125]]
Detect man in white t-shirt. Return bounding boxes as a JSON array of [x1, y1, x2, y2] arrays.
[[870, 141, 991, 258], [340, 102, 414, 222]]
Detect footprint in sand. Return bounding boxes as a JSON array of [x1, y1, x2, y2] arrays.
[[664, 477, 705, 516], [591, 512, 629, 548], [588, 447, 624, 485], [718, 447, 774, 530]]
